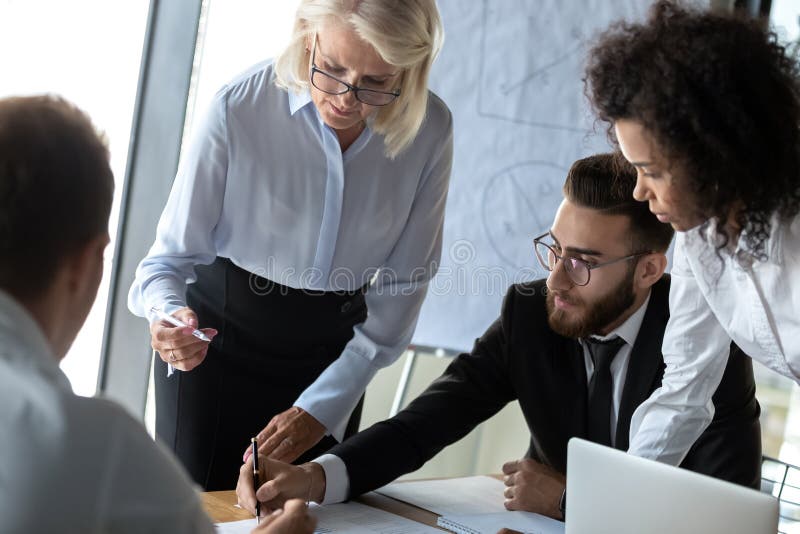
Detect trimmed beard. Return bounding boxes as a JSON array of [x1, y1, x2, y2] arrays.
[[546, 267, 636, 339]]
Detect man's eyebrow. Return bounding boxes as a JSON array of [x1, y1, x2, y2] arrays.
[[549, 230, 604, 257]]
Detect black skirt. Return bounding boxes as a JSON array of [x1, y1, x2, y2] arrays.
[[154, 257, 368, 490]]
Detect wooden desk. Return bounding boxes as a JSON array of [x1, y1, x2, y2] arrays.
[[201, 491, 252, 523], [201, 490, 441, 528]]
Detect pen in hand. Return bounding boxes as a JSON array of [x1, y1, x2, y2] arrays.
[[252, 437, 260, 523], [149, 307, 211, 342]]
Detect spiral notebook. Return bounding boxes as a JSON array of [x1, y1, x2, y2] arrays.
[[437, 511, 564, 534]]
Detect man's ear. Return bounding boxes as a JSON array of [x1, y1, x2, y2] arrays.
[[635, 252, 668, 290], [64, 233, 108, 295]]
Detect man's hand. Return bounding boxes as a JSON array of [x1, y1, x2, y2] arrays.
[[250, 499, 316, 534], [149, 307, 217, 371], [236, 456, 326, 517], [243, 406, 326, 464], [501, 458, 566, 519]]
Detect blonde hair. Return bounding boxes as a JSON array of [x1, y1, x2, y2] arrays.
[[274, 0, 444, 158]]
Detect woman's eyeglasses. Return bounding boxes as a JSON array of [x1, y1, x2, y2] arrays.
[[310, 35, 400, 107]]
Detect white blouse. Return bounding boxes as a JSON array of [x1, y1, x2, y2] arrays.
[[628, 214, 800, 465]]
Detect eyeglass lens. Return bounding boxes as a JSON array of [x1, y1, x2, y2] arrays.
[[311, 70, 397, 106], [535, 241, 590, 286]]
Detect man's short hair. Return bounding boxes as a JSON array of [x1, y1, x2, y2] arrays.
[[0, 95, 113, 299], [563, 152, 674, 253]]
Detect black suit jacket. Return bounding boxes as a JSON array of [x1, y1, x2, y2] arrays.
[[330, 276, 762, 498]]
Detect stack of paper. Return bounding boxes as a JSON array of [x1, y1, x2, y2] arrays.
[[377, 476, 564, 534], [437, 511, 564, 534], [215, 501, 441, 534], [377, 475, 508, 515]]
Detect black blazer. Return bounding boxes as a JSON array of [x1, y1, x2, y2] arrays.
[[330, 276, 762, 498]]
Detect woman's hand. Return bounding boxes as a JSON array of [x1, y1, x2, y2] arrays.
[[250, 499, 317, 534], [237, 456, 326, 516], [243, 407, 326, 464], [149, 307, 217, 372]]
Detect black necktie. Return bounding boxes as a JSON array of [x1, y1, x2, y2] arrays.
[[585, 336, 626, 447]]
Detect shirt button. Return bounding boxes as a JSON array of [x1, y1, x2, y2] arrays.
[[341, 301, 352, 313]]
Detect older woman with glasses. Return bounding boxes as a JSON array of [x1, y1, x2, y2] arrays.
[[128, 0, 451, 491]]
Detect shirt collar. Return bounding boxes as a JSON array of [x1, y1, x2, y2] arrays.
[[287, 87, 314, 116], [287, 86, 375, 159], [737, 212, 786, 266], [583, 290, 651, 348], [0, 289, 72, 392], [697, 213, 788, 268]]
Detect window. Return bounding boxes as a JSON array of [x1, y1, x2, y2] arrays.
[[772, 0, 800, 44], [184, 0, 301, 138], [760, 0, 800, 465], [143, 0, 302, 431], [0, 0, 149, 395]]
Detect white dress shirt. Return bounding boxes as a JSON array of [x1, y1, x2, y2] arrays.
[[0, 291, 214, 534], [127, 61, 453, 440], [315, 291, 651, 504], [629, 214, 800, 465]]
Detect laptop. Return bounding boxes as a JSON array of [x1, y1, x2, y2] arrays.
[[566, 438, 778, 534]]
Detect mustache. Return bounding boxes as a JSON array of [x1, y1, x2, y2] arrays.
[[548, 289, 578, 306]]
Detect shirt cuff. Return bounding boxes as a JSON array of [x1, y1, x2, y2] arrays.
[[295, 348, 377, 441], [314, 454, 350, 504]]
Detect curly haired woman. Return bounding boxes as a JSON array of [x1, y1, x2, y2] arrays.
[[585, 0, 800, 466]]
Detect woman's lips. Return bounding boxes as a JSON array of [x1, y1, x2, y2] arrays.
[[330, 102, 356, 116]]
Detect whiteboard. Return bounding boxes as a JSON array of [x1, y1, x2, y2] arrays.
[[413, 0, 653, 351]]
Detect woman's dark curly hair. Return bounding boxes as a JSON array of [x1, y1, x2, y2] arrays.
[[585, 0, 800, 260]]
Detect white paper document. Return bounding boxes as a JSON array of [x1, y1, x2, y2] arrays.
[[376, 476, 508, 516], [215, 518, 257, 534], [438, 511, 564, 534], [215, 501, 440, 534]]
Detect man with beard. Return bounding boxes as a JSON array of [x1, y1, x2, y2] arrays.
[[235, 153, 761, 521]]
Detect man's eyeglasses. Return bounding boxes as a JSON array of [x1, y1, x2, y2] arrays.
[[533, 232, 651, 286], [310, 35, 401, 107]]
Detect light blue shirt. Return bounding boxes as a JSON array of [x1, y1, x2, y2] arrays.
[[128, 61, 453, 440]]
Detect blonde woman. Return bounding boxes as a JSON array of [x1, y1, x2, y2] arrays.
[[128, 0, 452, 491]]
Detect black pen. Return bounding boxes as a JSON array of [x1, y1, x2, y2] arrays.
[[251, 437, 260, 524]]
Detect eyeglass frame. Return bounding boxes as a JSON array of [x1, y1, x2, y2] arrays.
[[309, 34, 401, 106], [532, 231, 652, 287]]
